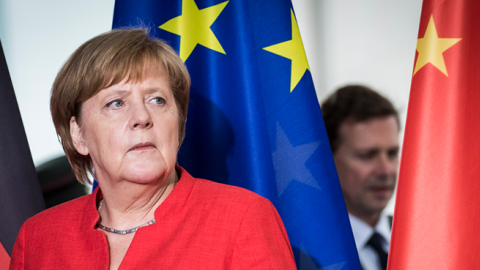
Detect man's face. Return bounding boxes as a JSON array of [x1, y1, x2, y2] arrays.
[[333, 116, 399, 220]]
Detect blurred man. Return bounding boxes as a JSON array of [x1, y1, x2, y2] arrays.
[[321, 85, 399, 270]]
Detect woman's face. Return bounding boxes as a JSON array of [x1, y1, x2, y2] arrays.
[[70, 72, 179, 185]]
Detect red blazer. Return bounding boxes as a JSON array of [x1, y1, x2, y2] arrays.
[[10, 167, 296, 269]]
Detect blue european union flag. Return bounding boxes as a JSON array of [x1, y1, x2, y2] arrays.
[[113, 0, 361, 269]]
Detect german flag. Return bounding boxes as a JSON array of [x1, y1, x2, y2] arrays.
[[0, 40, 45, 269]]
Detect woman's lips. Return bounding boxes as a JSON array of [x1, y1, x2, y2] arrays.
[[129, 142, 156, 151]]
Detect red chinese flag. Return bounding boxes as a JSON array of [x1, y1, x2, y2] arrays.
[[389, 1, 480, 269]]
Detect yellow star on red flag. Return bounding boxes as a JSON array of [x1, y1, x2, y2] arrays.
[[414, 15, 461, 76]]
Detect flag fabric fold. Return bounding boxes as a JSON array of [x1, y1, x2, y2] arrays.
[[113, 0, 360, 268], [0, 40, 45, 269], [389, 1, 480, 269]]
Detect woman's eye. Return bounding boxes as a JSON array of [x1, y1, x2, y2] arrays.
[[106, 99, 124, 108], [152, 97, 165, 105]]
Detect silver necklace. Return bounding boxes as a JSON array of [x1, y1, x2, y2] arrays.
[[95, 200, 156, 235]]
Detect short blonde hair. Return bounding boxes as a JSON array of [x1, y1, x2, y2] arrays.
[[51, 29, 190, 184]]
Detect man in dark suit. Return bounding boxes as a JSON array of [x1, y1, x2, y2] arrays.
[[321, 85, 399, 270]]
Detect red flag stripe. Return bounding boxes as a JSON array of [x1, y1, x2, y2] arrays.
[[0, 243, 10, 270]]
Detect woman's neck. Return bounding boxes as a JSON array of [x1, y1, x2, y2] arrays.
[[97, 169, 178, 230]]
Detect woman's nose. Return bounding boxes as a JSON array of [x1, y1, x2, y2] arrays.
[[130, 102, 152, 129]]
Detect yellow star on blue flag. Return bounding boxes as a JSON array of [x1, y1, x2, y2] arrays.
[[159, 0, 228, 62], [263, 9, 310, 92]]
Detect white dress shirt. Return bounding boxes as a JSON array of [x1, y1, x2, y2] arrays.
[[348, 212, 391, 270]]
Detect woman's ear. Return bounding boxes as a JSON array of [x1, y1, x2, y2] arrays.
[[70, 116, 89, 155]]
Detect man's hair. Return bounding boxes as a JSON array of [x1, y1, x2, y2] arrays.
[[321, 85, 399, 153], [50, 28, 191, 184]]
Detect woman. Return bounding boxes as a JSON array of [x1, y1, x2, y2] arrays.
[[9, 29, 296, 269]]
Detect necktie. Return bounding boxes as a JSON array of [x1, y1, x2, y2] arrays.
[[366, 232, 388, 270]]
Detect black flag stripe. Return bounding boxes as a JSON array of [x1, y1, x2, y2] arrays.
[[0, 40, 45, 255]]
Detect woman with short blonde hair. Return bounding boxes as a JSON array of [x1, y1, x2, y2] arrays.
[[10, 29, 296, 270]]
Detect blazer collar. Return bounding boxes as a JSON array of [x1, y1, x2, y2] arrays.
[[80, 165, 196, 230]]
